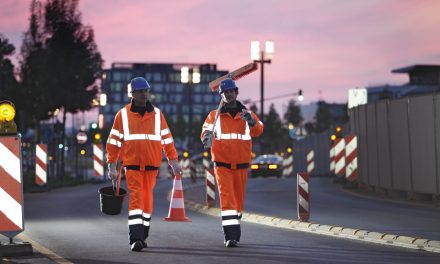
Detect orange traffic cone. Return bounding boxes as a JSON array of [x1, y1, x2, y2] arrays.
[[163, 173, 192, 222]]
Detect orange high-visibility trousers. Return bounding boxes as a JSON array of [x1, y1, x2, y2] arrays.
[[126, 169, 157, 244], [215, 166, 248, 241]]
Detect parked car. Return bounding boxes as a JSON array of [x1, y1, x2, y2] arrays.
[[250, 154, 283, 177]]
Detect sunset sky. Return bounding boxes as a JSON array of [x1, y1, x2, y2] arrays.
[[1, 0, 440, 113]]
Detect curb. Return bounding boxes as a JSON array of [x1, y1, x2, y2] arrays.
[[184, 200, 440, 254]]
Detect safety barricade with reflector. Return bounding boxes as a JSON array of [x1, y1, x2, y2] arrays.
[[35, 143, 48, 186], [0, 135, 24, 238]]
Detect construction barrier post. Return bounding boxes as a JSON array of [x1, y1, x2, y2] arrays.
[[306, 150, 314, 175], [282, 152, 293, 177], [297, 172, 310, 222], [93, 143, 105, 181], [0, 135, 33, 256], [329, 142, 335, 174], [203, 152, 216, 208], [345, 135, 358, 182], [35, 143, 48, 186], [334, 138, 346, 178]]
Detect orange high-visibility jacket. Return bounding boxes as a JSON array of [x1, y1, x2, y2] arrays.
[[201, 109, 263, 164], [106, 103, 178, 167]]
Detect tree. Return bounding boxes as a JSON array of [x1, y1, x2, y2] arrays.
[[0, 35, 17, 102], [283, 99, 303, 126], [19, 0, 103, 176], [261, 104, 288, 154], [314, 100, 332, 133], [19, 0, 56, 135]]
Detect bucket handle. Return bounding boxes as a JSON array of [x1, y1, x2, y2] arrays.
[[112, 164, 123, 196]]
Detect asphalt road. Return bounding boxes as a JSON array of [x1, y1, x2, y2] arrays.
[[1, 176, 439, 263]]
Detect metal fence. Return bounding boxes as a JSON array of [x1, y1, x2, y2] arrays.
[[349, 93, 440, 196]]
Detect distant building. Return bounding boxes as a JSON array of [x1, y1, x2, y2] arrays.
[[101, 62, 227, 128], [367, 64, 440, 102]]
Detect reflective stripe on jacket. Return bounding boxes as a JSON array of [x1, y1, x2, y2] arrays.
[[201, 110, 263, 164], [106, 103, 178, 167]]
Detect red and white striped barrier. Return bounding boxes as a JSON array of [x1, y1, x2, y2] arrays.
[[307, 150, 314, 174], [297, 172, 310, 222], [35, 144, 47, 186], [93, 143, 104, 178], [282, 154, 293, 177], [0, 136, 24, 238], [203, 156, 216, 207], [180, 159, 191, 179], [345, 135, 358, 181], [329, 143, 335, 174], [334, 138, 346, 177]]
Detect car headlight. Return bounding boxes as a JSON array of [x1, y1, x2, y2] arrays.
[[251, 164, 259, 170], [268, 164, 278, 170]]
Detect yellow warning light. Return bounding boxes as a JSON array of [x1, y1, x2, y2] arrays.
[[203, 151, 209, 158], [94, 133, 101, 141], [0, 100, 18, 134], [80, 149, 86, 155], [331, 134, 337, 141], [0, 102, 16, 121], [336, 126, 342, 133], [183, 151, 189, 158], [287, 147, 293, 153]]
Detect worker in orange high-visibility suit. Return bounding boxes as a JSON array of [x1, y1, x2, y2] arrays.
[[107, 77, 182, 252], [201, 78, 263, 248]]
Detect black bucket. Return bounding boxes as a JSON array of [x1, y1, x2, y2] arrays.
[[99, 186, 127, 215]]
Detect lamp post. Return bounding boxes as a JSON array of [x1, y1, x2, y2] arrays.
[[251, 40, 274, 123], [181, 66, 200, 153]]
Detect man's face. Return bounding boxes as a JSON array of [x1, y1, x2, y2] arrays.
[[221, 88, 238, 104], [131, 89, 150, 104]]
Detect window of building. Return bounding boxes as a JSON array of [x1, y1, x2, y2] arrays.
[[193, 94, 201, 103], [112, 93, 121, 102], [154, 83, 163, 93], [153, 72, 161, 82], [175, 84, 183, 92], [153, 94, 162, 103], [203, 94, 213, 103]]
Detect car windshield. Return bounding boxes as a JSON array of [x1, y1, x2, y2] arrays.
[[254, 155, 282, 163]]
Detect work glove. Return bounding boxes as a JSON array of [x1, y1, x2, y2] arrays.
[[202, 131, 213, 149], [169, 159, 183, 176], [108, 163, 118, 181], [240, 109, 256, 126]]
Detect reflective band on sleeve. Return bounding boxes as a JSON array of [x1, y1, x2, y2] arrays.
[[160, 128, 169, 136], [110, 129, 123, 139], [161, 138, 174, 145], [107, 138, 121, 147], [121, 108, 130, 139]]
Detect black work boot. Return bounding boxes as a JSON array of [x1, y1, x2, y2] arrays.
[[130, 241, 143, 252]]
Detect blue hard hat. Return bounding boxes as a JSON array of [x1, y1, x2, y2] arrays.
[[219, 78, 238, 94], [130, 77, 151, 92]]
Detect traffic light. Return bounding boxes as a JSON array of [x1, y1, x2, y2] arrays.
[[80, 148, 86, 155], [89, 122, 102, 143]]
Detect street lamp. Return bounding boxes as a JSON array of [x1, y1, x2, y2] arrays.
[[181, 66, 200, 153], [98, 93, 107, 130], [251, 40, 274, 123]]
